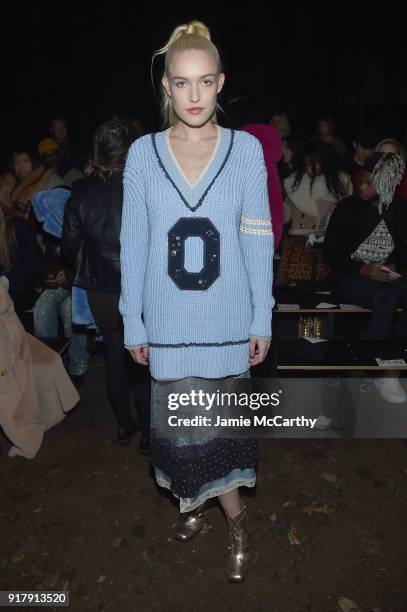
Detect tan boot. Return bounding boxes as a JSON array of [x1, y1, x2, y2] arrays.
[[173, 502, 208, 542], [225, 504, 250, 583]]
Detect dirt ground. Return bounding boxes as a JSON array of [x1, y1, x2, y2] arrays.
[[1, 353, 407, 612]]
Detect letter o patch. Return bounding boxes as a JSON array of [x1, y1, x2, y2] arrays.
[[168, 217, 220, 290]]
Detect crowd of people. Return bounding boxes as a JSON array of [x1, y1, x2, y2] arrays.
[[1, 105, 407, 426], [0, 117, 149, 447], [1, 100, 407, 437], [270, 111, 407, 403], [1, 18, 407, 585]]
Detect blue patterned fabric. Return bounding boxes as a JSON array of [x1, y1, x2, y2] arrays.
[[150, 370, 256, 512]]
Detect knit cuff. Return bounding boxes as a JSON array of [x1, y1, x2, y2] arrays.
[[249, 306, 272, 339], [125, 343, 149, 350], [122, 314, 148, 347]]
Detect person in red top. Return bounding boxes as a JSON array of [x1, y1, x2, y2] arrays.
[[241, 123, 284, 249], [224, 96, 284, 248]]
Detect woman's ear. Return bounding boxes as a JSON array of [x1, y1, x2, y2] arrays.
[[162, 75, 171, 98], [217, 73, 225, 94]]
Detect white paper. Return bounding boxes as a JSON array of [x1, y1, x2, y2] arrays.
[[375, 358, 407, 367], [315, 302, 337, 309], [339, 304, 366, 310], [277, 304, 300, 310], [301, 337, 328, 343], [379, 267, 402, 279], [389, 270, 402, 279]]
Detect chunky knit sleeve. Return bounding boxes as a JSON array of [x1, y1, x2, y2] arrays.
[[239, 136, 275, 339], [119, 140, 149, 347]]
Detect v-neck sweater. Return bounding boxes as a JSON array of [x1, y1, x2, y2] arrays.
[[165, 124, 221, 188], [119, 126, 275, 379]]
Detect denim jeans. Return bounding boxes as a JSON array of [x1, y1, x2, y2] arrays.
[[333, 273, 407, 339], [33, 288, 89, 375]]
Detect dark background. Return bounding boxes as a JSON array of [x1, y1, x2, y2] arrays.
[[2, 4, 407, 169]]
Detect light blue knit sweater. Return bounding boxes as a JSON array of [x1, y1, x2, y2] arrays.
[[119, 126, 274, 379]]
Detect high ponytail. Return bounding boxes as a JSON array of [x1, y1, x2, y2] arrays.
[[151, 20, 223, 128]]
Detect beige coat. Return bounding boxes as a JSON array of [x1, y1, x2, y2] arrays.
[[0, 276, 79, 458]]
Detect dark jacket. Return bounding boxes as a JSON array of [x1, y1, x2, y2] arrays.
[[323, 193, 407, 276], [0, 216, 43, 294], [40, 232, 72, 289], [61, 173, 123, 293], [0, 216, 43, 312]]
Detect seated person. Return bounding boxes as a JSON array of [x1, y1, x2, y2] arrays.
[[36, 138, 83, 189], [277, 135, 302, 181], [316, 115, 347, 159], [345, 128, 378, 192], [49, 117, 83, 181], [284, 140, 353, 238], [324, 152, 407, 403], [277, 140, 352, 286], [270, 109, 292, 138], [0, 207, 42, 313], [33, 229, 89, 385], [0, 146, 62, 218]]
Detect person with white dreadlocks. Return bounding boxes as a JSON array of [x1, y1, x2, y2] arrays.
[[324, 152, 407, 403]]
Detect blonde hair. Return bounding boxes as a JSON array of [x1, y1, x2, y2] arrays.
[[152, 20, 223, 127], [376, 138, 407, 163]]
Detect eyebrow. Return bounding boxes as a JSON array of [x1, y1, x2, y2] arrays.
[[171, 74, 217, 80]]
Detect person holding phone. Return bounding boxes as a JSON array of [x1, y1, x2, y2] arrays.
[[324, 152, 407, 403]]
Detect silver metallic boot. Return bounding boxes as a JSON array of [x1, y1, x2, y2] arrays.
[[173, 502, 208, 542], [225, 504, 250, 583]]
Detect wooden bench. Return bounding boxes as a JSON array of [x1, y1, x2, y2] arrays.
[[256, 287, 407, 374], [273, 287, 403, 341], [252, 339, 407, 376], [274, 339, 407, 371], [273, 287, 403, 314]]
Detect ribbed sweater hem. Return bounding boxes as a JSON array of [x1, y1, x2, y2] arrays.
[[149, 343, 251, 379]]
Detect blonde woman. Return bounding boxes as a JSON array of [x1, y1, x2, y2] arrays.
[[119, 20, 274, 582]]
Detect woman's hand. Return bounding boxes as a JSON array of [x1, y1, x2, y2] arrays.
[[249, 337, 271, 366], [128, 346, 149, 366]]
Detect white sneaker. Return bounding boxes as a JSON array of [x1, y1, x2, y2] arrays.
[[373, 378, 407, 404], [314, 415, 333, 430], [360, 379, 374, 394]]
